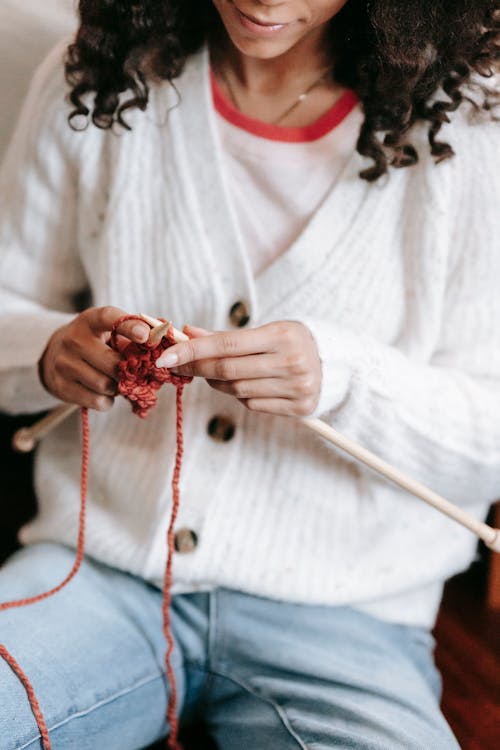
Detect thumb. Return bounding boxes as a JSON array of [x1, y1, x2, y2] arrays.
[[87, 306, 150, 343]]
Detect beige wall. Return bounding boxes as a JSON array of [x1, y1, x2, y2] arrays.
[[0, 0, 76, 159]]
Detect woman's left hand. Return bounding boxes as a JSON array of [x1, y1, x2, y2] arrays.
[[155, 320, 322, 417]]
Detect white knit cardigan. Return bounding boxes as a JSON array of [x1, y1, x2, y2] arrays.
[[1, 41, 499, 627]]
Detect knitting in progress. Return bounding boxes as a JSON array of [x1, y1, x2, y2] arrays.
[[0, 315, 192, 750]]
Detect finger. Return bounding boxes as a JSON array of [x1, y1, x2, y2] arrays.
[[86, 306, 128, 335], [206, 377, 297, 400], [182, 324, 213, 338], [87, 306, 150, 343], [155, 326, 275, 368], [113, 318, 150, 343], [112, 333, 135, 354], [238, 398, 311, 417], [62, 356, 119, 397], [81, 345, 122, 381], [58, 379, 115, 412], [170, 353, 282, 380]]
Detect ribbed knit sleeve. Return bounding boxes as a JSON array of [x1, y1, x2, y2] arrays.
[[299, 113, 500, 507], [0, 41, 86, 414]]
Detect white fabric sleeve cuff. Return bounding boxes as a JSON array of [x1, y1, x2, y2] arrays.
[[292, 317, 366, 419], [0, 311, 76, 414]]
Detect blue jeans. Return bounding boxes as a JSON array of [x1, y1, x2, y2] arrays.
[[0, 542, 459, 750]]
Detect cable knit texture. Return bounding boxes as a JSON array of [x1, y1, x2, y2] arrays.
[[0, 41, 499, 627]]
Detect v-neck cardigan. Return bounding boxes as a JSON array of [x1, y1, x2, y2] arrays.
[[1, 41, 499, 628]]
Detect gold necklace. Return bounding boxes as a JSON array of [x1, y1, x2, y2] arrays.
[[218, 65, 333, 126]]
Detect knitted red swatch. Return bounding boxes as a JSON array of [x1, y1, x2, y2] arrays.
[[0, 315, 192, 750]]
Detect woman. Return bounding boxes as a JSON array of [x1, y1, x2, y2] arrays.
[[0, 1, 498, 748]]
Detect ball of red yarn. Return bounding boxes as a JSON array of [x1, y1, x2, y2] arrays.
[[111, 319, 193, 418]]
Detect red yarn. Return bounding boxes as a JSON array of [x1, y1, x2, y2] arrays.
[[110, 317, 190, 418], [0, 644, 52, 749], [0, 316, 192, 750]]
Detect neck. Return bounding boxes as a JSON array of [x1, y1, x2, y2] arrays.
[[212, 23, 333, 94]]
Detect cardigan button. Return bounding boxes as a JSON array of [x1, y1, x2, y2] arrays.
[[174, 528, 198, 554], [229, 300, 250, 327], [207, 415, 236, 442]]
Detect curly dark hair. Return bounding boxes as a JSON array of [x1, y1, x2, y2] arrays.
[[66, 0, 499, 182]]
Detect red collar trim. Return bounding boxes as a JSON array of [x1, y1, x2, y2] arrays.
[[210, 68, 359, 143]]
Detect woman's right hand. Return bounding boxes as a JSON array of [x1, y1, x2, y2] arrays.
[[39, 306, 151, 411]]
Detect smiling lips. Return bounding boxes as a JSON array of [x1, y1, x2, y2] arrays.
[[232, 2, 293, 33], [240, 9, 288, 26]]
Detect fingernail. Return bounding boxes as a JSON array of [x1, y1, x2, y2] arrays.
[[156, 352, 178, 368], [132, 324, 148, 341]]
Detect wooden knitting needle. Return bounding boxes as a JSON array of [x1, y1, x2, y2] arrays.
[[138, 313, 189, 344], [300, 417, 500, 553], [11, 316, 188, 453], [145, 313, 498, 551], [13, 403, 79, 453], [11, 315, 500, 552]]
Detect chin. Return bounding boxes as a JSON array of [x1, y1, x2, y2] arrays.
[[223, 23, 302, 60], [214, 0, 306, 60], [230, 37, 295, 59]]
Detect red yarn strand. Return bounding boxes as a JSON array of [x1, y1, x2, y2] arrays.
[[163, 385, 186, 750], [0, 408, 89, 614], [0, 644, 52, 750], [0, 317, 191, 750], [0, 409, 89, 750]]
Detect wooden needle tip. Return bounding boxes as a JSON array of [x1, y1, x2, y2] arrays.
[[139, 312, 189, 344], [485, 530, 500, 554], [148, 322, 171, 345], [12, 428, 36, 453]]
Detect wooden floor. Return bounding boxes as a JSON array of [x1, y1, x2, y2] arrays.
[[434, 560, 500, 750]]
